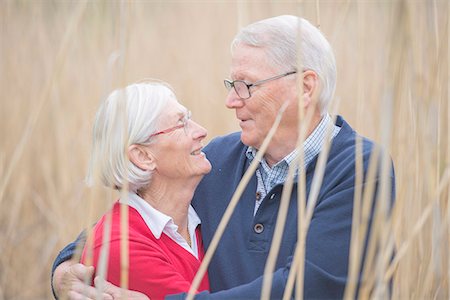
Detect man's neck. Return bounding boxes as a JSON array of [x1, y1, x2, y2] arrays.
[[263, 113, 324, 167]]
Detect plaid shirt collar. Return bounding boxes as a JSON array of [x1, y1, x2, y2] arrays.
[[246, 114, 338, 190]]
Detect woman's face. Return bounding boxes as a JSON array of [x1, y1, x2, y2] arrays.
[[148, 99, 212, 180]]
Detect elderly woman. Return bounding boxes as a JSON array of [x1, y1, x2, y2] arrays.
[[80, 82, 211, 299]]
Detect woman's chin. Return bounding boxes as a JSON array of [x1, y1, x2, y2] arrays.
[[197, 160, 212, 176], [188, 156, 212, 177]]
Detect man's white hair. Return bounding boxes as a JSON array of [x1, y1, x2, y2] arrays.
[[231, 15, 336, 114], [86, 82, 175, 192]]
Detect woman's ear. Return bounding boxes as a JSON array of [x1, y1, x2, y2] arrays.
[[128, 144, 156, 171], [301, 70, 319, 107]]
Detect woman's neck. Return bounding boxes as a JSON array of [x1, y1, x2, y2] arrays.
[[137, 176, 201, 235]]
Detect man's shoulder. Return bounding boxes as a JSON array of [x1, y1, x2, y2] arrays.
[[317, 115, 378, 178], [332, 115, 375, 154], [329, 115, 392, 175], [206, 131, 242, 147], [193, 132, 247, 206]]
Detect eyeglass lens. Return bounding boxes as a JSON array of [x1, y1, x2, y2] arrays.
[[233, 81, 251, 99], [182, 111, 191, 134]]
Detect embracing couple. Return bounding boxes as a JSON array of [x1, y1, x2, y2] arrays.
[[51, 15, 395, 300]]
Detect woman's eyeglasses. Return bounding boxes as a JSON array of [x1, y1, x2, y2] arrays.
[[148, 110, 192, 139]]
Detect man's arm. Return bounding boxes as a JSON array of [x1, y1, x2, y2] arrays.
[[51, 231, 87, 298], [51, 232, 147, 300], [52, 262, 106, 300], [54, 264, 147, 300]]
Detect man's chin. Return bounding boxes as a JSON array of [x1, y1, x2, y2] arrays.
[[240, 133, 260, 149]]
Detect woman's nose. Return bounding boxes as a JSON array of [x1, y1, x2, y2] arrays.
[[190, 120, 207, 140]]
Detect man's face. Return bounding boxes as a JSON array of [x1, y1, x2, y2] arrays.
[[225, 44, 298, 150]]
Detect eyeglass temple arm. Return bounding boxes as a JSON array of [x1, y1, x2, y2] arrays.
[[251, 71, 297, 87]]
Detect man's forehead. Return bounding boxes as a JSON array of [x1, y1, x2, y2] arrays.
[[229, 60, 261, 79], [230, 64, 275, 81], [230, 47, 275, 79], [230, 68, 253, 80]]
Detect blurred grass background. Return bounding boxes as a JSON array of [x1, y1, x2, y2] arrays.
[[0, 1, 448, 299]]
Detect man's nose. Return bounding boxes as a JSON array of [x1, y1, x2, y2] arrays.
[[225, 90, 245, 109]]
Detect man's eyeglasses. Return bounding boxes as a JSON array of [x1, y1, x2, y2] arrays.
[[224, 71, 297, 100], [148, 110, 192, 139]]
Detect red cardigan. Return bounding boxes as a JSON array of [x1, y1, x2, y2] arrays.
[[81, 202, 210, 300]]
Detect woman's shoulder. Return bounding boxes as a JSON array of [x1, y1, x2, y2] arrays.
[[90, 202, 157, 245]]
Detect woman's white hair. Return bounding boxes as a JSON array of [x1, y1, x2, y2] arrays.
[[86, 82, 175, 192], [231, 15, 336, 115]]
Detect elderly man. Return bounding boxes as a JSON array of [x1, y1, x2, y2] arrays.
[[52, 15, 395, 299]]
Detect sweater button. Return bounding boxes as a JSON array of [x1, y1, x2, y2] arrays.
[[254, 223, 264, 234], [270, 194, 275, 200]]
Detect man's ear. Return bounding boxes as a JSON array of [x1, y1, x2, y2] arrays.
[[301, 70, 319, 107], [128, 144, 156, 171]]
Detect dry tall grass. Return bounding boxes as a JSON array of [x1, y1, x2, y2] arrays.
[[0, 1, 448, 299]]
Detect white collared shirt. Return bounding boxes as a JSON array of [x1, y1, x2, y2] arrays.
[[119, 192, 201, 259]]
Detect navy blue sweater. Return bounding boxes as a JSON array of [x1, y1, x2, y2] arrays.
[[52, 116, 395, 299]]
